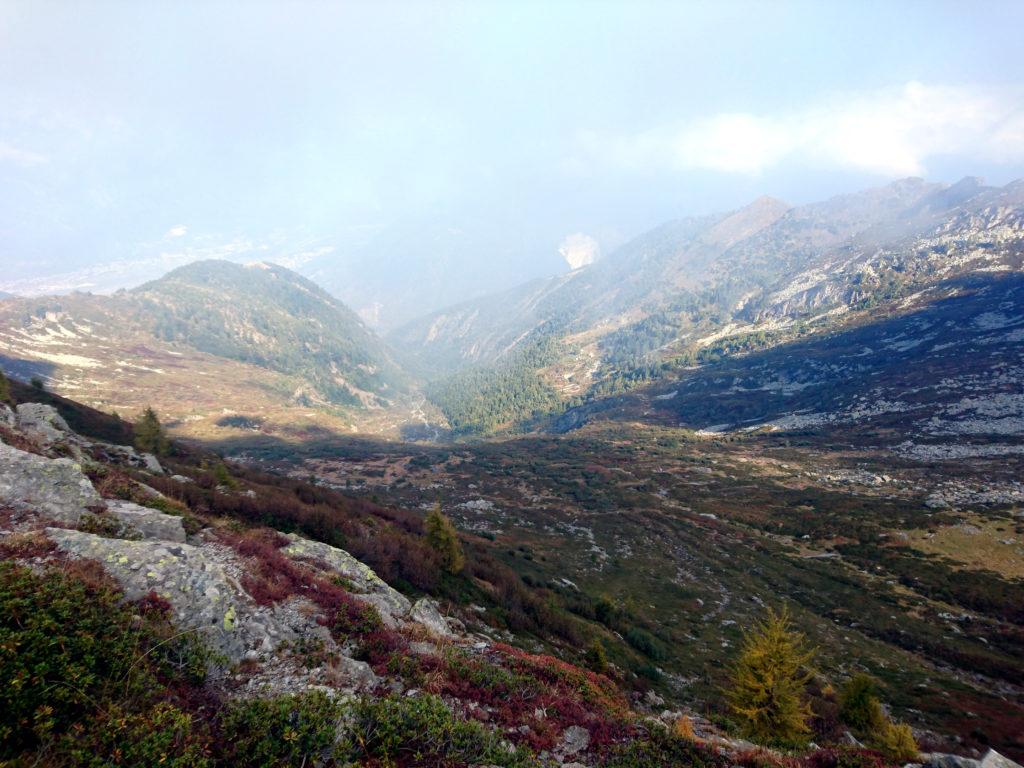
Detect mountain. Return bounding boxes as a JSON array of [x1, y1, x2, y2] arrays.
[[130, 260, 408, 407], [392, 177, 1024, 434], [0, 260, 433, 442]]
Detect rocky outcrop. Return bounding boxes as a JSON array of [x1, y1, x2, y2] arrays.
[[410, 597, 456, 638], [45, 527, 326, 665], [0, 441, 102, 524], [926, 751, 1024, 768], [283, 533, 412, 623], [105, 499, 186, 543], [15, 403, 75, 446]]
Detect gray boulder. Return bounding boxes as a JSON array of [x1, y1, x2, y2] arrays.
[[556, 725, 590, 757], [45, 527, 322, 664], [0, 441, 102, 524], [283, 534, 412, 621], [0, 404, 15, 428], [16, 403, 73, 446], [981, 751, 1023, 768], [928, 755, 981, 768], [105, 499, 186, 543], [140, 452, 165, 474], [410, 597, 456, 638]]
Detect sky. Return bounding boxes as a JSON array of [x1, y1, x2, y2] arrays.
[[2, 0, 1024, 321]]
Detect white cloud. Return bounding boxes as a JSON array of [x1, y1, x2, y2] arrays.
[[164, 224, 188, 238], [0, 141, 47, 167], [559, 233, 600, 270], [579, 82, 1024, 177]]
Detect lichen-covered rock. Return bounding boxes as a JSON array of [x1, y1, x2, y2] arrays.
[[283, 533, 411, 622], [45, 527, 323, 664], [0, 441, 102, 524], [0, 404, 15, 428], [980, 750, 1023, 768], [410, 597, 455, 638], [928, 755, 982, 768], [141, 452, 165, 474], [556, 725, 590, 757], [15, 403, 74, 446], [105, 499, 186, 542]]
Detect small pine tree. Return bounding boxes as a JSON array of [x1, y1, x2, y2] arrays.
[[878, 721, 918, 761], [840, 673, 918, 760], [838, 673, 886, 734], [134, 407, 169, 456], [727, 606, 815, 747], [29, 375, 44, 391], [0, 370, 11, 406], [583, 639, 608, 674], [424, 502, 465, 574]]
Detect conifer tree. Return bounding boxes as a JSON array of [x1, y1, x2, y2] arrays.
[[727, 606, 814, 747], [584, 639, 608, 674], [0, 370, 11, 406], [838, 673, 885, 733], [134, 406, 169, 456], [424, 501, 465, 574]]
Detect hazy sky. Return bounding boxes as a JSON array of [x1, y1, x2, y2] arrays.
[[2, 0, 1024, 307]]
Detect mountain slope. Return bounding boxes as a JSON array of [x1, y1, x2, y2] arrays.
[[393, 177, 1024, 435], [131, 260, 408, 407], [0, 260, 436, 442]]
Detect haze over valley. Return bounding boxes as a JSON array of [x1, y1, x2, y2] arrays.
[[2, 2, 1023, 767]]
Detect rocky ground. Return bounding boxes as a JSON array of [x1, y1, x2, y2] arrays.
[[2, 398, 1021, 767]]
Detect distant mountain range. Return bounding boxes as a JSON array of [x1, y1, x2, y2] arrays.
[[0, 176, 1021, 447], [389, 176, 1024, 437]]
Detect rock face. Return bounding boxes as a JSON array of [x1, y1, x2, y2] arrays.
[[283, 533, 412, 623], [927, 751, 1024, 768], [0, 402, 453, 698], [105, 500, 186, 543], [45, 527, 324, 664], [410, 597, 456, 638], [15, 403, 74, 446], [0, 441, 101, 524]]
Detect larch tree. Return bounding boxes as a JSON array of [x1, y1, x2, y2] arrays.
[[134, 406, 169, 456], [424, 501, 465, 574], [727, 605, 815, 747]]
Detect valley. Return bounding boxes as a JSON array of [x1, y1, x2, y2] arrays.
[[2, 176, 1023, 762]]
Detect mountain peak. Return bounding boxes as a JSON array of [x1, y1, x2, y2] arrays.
[[701, 194, 791, 249]]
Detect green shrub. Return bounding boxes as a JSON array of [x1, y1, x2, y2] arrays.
[[425, 502, 465, 574], [219, 691, 343, 767], [838, 674, 885, 734], [342, 694, 531, 767], [60, 702, 211, 768], [0, 562, 154, 755], [601, 725, 726, 768], [584, 638, 609, 674], [625, 626, 665, 660], [875, 722, 918, 761], [134, 406, 169, 456], [0, 369, 12, 405]]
